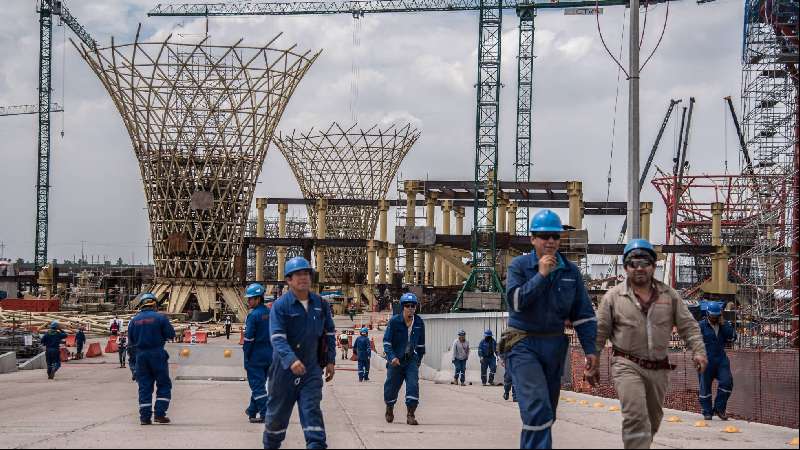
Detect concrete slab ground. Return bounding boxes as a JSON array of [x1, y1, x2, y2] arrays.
[[0, 351, 17, 374], [0, 327, 796, 449]]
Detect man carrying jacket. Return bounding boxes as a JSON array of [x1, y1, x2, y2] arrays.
[[479, 330, 498, 386]]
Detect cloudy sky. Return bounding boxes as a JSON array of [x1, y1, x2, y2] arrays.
[[0, 0, 745, 265]]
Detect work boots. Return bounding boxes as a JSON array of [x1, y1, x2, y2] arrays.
[[407, 406, 419, 426], [153, 416, 171, 424], [716, 411, 729, 421], [385, 405, 394, 423]]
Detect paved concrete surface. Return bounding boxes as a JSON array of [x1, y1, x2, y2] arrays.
[[0, 324, 797, 449]]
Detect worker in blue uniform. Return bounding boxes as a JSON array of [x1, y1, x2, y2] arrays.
[[40, 322, 68, 380], [479, 329, 498, 386], [383, 292, 426, 426], [75, 326, 86, 360], [264, 257, 336, 450], [243, 282, 273, 424], [354, 327, 372, 382], [505, 209, 598, 449], [698, 302, 736, 421], [128, 293, 176, 425]]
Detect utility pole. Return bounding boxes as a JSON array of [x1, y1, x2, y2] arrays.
[[627, 0, 641, 241], [0, 241, 5, 259]]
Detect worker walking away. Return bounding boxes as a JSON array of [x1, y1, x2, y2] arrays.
[[225, 315, 232, 340], [243, 282, 273, 424], [348, 303, 357, 322], [110, 316, 121, 336], [479, 329, 498, 386], [128, 293, 176, 425], [383, 292, 426, 426], [504, 209, 599, 449], [698, 302, 736, 421], [339, 330, 351, 360], [118, 332, 128, 368], [451, 330, 470, 386], [75, 326, 86, 360], [264, 257, 336, 449], [354, 327, 372, 382], [500, 352, 517, 402], [40, 322, 68, 380], [587, 239, 708, 449]]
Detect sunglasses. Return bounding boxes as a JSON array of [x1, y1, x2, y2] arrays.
[[403, 303, 417, 308], [625, 259, 654, 269], [533, 233, 561, 241]]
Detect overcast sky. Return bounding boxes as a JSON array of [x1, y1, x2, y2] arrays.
[[0, 0, 745, 265]]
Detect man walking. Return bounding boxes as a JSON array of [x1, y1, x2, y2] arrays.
[[383, 292, 426, 426], [264, 257, 336, 449], [224, 315, 233, 340], [354, 327, 372, 382], [339, 330, 351, 360], [75, 326, 86, 360], [479, 330, 498, 386], [118, 332, 128, 368], [243, 282, 272, 424], [588, 239, 708, 449], [40, 322, 68, 380], [128, 293, 176, 425], [504, 209, 599, 449], [698, 302, 736, 421], [451, 330, 470, 386]]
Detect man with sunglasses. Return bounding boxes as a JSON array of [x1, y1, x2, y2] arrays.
[[383, 292, 426, 426], [505, 209, 598, 449], [588, 239, 707, 449]]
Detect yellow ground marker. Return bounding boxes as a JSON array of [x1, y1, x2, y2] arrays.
[[694, 420, 709, 428], [722, 426, 741, 433], [593, 402, 605, 409], [223, 349, 233, 358], [787, 437, 799, 446], [565, 398, 576, 403], [560, 396, 567, 401], [666, 416, 682, 423], [608, 406, 620, 412], [579, 400, 590, 406], [179, 348, 190, 358]]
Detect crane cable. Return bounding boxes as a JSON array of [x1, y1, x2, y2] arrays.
[[595, 0, 671, 77]]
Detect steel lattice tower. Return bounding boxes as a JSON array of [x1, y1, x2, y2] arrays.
[[74, 31, 320, 320]]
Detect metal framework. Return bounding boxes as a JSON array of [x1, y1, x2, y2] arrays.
[[273, 123, 420, 284], [246, 216, 309, 281], [515, 6, 535, 235], [0, 103, 63, 117], [73, 31, 320, 320]]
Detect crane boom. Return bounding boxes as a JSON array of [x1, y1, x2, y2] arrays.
[[723, 95, 753, 173], [0, 103, 64, 117]]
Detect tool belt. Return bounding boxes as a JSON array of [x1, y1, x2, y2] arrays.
[[613, 348, 675, 371], [498, 327, 565, 354]]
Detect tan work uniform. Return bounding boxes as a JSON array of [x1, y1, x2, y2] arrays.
[[596, 280, 706, 449]]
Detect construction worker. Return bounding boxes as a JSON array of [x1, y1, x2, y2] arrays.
[[118, 332, 128, 368], [40, 322, 68, 380], [243, 282, 272, 424], [698, 301, 736, 421], [128, 293, 176, 425], [451, 330, 470, 386], [479, 329, 498, 386], [500, 353, 517, 402], [588, 239, 708, 449], [224, 315, 232, 340], [75, 326, 86, 360], [264, 257, 336, 449], [383, 292, 426, 426], [354, 327, 372, 382], [339, 330, 351, 360], [504, 209, 598, 449]]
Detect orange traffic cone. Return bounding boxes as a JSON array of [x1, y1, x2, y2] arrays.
[[86, 342, 103, 358]]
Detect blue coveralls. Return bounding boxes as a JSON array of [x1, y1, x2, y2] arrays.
[[479, 337, 498, 385], [383, 313, 426, 409], [40, 330, 67, 377], [698, 318, 736, 416], [127, 309, 176, 422], [502, 354, 517, 401], [354, 335, 372, 381], [264, 291, 336, 450], [506, 251, 597, 449], [128, 344, 137, 381], [76, 330, 86, 357], [244, 303, 273, 420]]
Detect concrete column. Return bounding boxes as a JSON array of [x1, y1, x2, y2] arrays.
[[367, 240, 377, 287], [497, 195, 508, 233], [388, 244, 397, 283], [425, 193, 438, 285], [442, 200, 452, 235], [710, 202, 723, 246], [455, 207, 465, 235], [378, 199, 389, 284], [255, 198, 267, 282], [567, 181, 584, 230], [404, 181, 418, 285], [277, 203, 288, 279], [508, 201, 518, 236], [486, 170, 497, 229], [640, 202, 653, 242], [315, 199, 328, 284]]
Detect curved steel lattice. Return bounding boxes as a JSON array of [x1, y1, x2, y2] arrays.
[[74, 32, 320, 319], [274, 123, 420, 283]]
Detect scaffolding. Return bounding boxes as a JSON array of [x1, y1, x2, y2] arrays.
[[246, 216, 309, 281], [273, 122, 420, 284], [74, 33, 320, 320]]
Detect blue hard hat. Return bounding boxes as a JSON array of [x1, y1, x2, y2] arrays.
[[623, 239, 657, 260], [139, 293, 157, 308], [530, 209, 564, 233], [484, 330, 493, 337], [360, 327, 369, 334], [399, 292, 418, 305], [707, 302, 723, 316], [285, 256, 313, 278], [458, 329, 466, 336], [50, 321, 59, 329], [245, 283, 265, 298]]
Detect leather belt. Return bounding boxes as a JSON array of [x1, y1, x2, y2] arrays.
[[613, 348, 675, 371]]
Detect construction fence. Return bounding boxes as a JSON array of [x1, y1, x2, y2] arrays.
[[563, 346, 799, 429]]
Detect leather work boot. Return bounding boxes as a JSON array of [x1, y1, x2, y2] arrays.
[[385, 405, 394, 423], [140, 419, 152, 426], [716, 411, 728, 421], [249, 416, 265, 424], [703, 415, 713, 421], [154, 416, 171, 424], [407, 406, 419, 426]]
